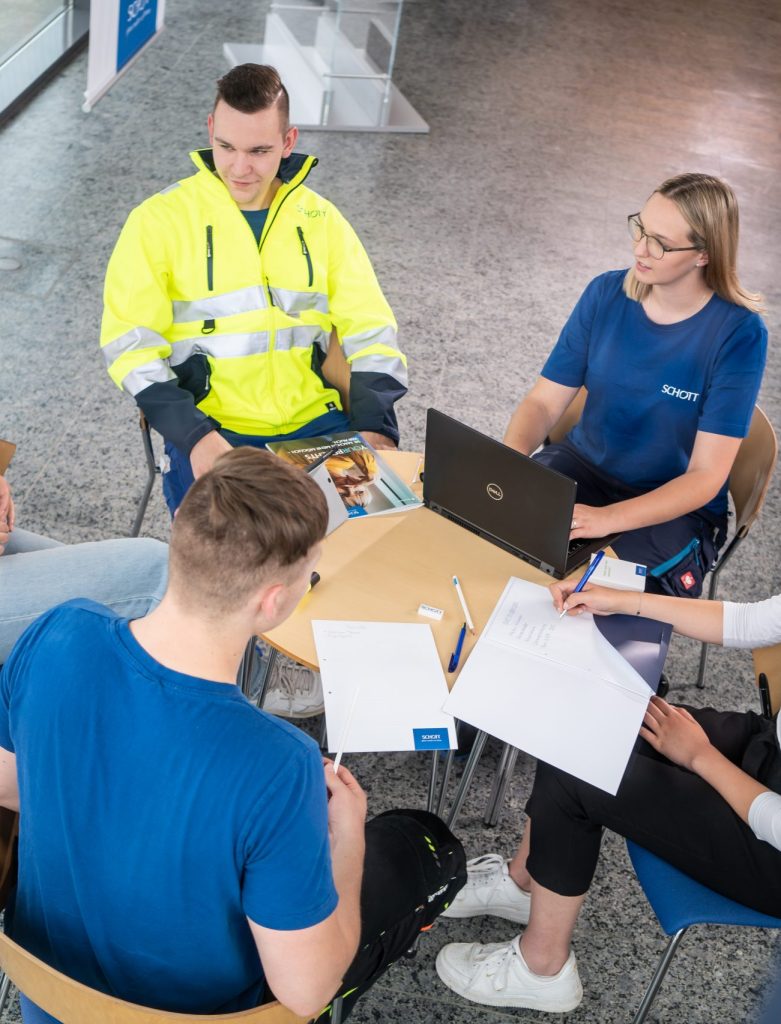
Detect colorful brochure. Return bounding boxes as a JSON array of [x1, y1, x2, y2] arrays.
[[266, 432, 421, 519]]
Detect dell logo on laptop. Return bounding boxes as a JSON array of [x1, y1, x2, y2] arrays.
[[486, 483, 504, 501]]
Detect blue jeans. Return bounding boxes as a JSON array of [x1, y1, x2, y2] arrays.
[[162, 411, 352, 516], [0, 530, 168, 663]]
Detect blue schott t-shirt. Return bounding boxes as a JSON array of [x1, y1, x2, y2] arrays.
[[0, 601, 337, 1020], [541, 270, 767, 518]]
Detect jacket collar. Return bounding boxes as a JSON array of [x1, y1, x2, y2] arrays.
[[189, 148, 317, 195]]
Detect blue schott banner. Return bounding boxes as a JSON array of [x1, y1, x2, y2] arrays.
[[117, 0, 159, 71]]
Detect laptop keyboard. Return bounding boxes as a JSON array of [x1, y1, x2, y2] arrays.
[[567, 537, 590, 554]]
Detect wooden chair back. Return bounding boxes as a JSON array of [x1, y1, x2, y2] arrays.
[[0, 440, 16, 476], [753, 644, 781, 719], [0, 933, 306, 1024], [728, 406, 777, 537]]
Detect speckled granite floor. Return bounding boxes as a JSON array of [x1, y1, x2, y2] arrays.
[[1, 0, 780, 1021]]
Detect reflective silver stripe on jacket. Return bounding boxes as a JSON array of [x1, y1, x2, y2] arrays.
[[168, 332, 271, 366], [350, 353, 408, 387], [274, 325, 329, 354], [172, 285, 268, 323], [342, 328, 407, 386], [269, 287, 329, 316], [341, 327, 398, 358], [121, 361, 177, 397], [101, 327, 167, 368]]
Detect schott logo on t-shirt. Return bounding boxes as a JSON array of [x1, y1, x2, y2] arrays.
[[661, 384, 700, 402]]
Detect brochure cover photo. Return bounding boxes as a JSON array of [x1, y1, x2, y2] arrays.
[[266, 432, 421, 519]]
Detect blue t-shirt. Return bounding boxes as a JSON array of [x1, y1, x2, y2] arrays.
[[0, 601, 337, 1016], [242, 209, 269, 246], [541, 270, 768, 518]]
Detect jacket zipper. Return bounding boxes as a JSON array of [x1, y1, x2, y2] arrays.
[[297, 226, 313, 286], [257, 163, 315, 422], [202, 225, 215, 334]]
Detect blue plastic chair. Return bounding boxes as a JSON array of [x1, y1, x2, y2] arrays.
[[626, 841, 781, 1023]]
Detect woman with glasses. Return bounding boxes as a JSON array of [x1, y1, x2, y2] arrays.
[[503, 173, 767, 597]]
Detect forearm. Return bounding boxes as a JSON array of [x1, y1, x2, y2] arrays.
[[691, 745, 768, 824], [602, 468, 722, 533], [609, 590, 725, 645], [504, 395, 559, 455], [329, 832, 365, 959]]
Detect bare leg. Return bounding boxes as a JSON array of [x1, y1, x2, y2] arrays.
[[508, 819, 532, 890], [519, 877, 585, 976]]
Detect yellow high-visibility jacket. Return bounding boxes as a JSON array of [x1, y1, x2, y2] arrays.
[[101, 149, 407, 454]]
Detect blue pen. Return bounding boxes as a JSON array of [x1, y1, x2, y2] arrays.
[[559, 550, 605, 619], [448, 622, 467, 672]]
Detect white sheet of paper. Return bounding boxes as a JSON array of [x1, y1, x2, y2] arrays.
[[444, 578, 654, 794], [313, 621, 457, 754]]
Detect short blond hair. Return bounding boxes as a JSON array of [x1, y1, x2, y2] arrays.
[[169, 448, 327, 613], [623, 173, 764, 313]]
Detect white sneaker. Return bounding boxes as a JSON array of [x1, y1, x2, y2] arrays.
[[436, 935, 582, 1011], [262, 657, 324, 718], [441, 854, 531, 924]]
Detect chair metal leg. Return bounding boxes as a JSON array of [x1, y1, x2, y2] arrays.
[[253, 646, 279, 709], [238, 636, 258, 698], [426, 750, 439, 813], [131, 417, 159, 537], [436, 750, 455, 817], [630, 928, 688, 1024], [445, 730, 488, 830], [0, 972, 12, 1017], [484, 741, 512, 824], [484, 744, 520, 827], [331, 995, 344, 1024]]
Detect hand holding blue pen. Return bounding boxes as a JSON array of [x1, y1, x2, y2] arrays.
[[448, 622, 467, 672], [559, 550, 605, 619]]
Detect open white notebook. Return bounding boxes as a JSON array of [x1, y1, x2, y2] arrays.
[[443, 577, 654, 794]]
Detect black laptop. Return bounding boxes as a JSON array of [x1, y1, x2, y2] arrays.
[[423, 409, 619, 579]]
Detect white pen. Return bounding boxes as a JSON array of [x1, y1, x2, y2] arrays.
[[452, 575, 475, 635], [333, 684, 361, 776]]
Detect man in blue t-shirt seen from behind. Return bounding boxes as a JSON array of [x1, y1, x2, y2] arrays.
[[0, 447, 464, 1023]]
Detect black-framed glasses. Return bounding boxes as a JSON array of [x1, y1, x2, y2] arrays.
[[627, 214, 701, 260]]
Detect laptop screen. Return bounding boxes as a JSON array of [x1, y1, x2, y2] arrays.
[[423, 409, 576, 576]]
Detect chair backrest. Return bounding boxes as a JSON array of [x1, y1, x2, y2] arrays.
[[0, 439, 16, 476], [728, 405, 777, 536], [546, 388, 587, 446], [0, 813, 303, 1024], [752, 644, 781, 719], [0, 933, 307, 1024], [319, 331, 350, 413]]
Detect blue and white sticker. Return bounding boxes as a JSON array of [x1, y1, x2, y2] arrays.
[[635, 565, 647, 576], [413, 727, 450, 750]]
